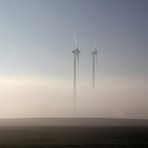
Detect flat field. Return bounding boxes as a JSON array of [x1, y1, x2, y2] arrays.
[[0, 126, 148, 148]]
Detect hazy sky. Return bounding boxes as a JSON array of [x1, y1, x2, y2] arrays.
[[0, 0, 148, 119]]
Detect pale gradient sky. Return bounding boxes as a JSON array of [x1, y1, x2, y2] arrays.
[[0, 0, 148, 119]]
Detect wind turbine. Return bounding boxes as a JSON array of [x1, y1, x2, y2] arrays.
[[91, 42, 98, 91], [72, 32, 80, 113]]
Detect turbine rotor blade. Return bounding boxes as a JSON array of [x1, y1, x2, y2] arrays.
[[95, 53, 97, 63], [77, 53, 79, 73], [94, 41, 96, 49], [73, 32, 78, 48]]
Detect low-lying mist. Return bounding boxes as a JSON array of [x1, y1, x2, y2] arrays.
[[0, 75, 148, 119]]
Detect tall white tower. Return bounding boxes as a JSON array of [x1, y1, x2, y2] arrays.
[[91, 47, 97, 90]]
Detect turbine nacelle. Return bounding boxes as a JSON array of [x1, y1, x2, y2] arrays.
[[72, 47, 80, 55], [91, 48, 98, 55]]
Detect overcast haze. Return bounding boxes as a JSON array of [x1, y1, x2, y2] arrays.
[[0, 0, 148, 119]]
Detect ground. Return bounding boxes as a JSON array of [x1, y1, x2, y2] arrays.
[[0, 126, 148, 148]]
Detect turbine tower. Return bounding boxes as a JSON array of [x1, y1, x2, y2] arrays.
[[72, 33, 80, 113], [91, 43, 98, 91]]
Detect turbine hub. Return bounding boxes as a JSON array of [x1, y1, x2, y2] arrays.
[[91, 50, 97, 55], [72, 48, 80, 54]]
